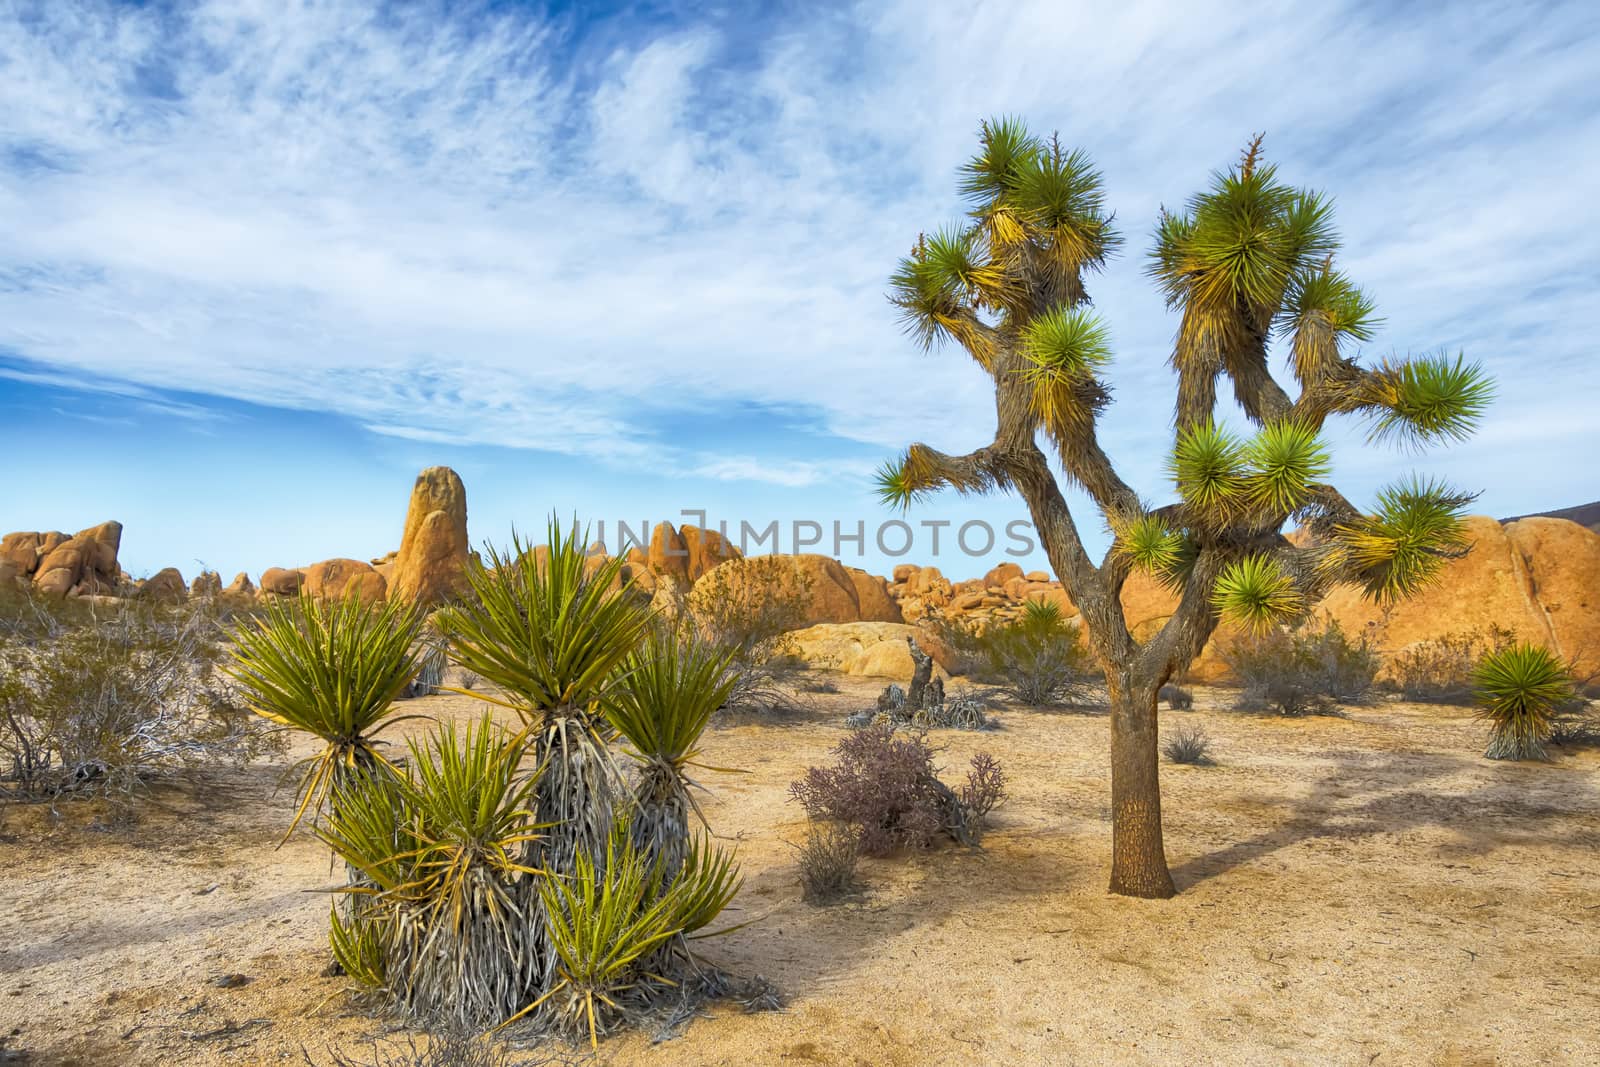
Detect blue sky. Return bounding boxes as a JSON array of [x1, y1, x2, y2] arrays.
[[2, 0, 1597, 581]]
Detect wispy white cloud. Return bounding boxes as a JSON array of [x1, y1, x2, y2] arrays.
[[0, 0, 1596, 516], [694, 455, 877, 489]]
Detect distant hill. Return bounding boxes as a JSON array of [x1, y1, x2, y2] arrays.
[[1500, 500, 1600, 535]]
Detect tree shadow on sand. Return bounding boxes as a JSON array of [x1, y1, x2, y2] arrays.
[[1170, 744, 1600, 890]]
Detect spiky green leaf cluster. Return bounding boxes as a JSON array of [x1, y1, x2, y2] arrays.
[[1148, 142, 1337, 321], [1284, 266, 1379, 381], [874, 453, 923, 512], [1241, 419, 1331, 515], [1473, 643, 1573, 761], [1112, 513, 1185, 576], [890, 116, 1118, 359], [606, 631, 735, 772], [1170, 423, 1248, 520], [1323, 477, 1476, 603], [533, 820, 741, 1047], [1360, 352, 1493, 447], [316, 720, 548, 1030], [226, 591, 425, 838], [328, 902, 388, 988], [1020, 306, 1112, 434], [1211, 554, 1304, 634], [438, 516, 653, 724]]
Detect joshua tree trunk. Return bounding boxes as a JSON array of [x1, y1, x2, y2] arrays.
[[1104, 670, 1174, 898]]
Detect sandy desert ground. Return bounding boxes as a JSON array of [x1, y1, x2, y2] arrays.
[[3, 676, 1598, 1067]]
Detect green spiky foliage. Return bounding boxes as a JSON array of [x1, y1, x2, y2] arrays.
[[1169, 422, 1248, 523], [1319, 477, 1476, 604], [528, 822, 742, 1049], [317, 716, 546, 1028], [1211, 555, 1305, 635], [1473, 643, 1574, 761], [240, 515, 749, 1040], [437, 517, 653, 883], [605, 631, 737, 876], [1242, 419, 1331, 516], [882, 118, 1493, 899], [226, 591, 426, 839]]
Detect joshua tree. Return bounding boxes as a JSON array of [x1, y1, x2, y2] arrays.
[[879, 118, 1491, 897]]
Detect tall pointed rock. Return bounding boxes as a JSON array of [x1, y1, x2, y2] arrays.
[[389, 466, 470, 607]]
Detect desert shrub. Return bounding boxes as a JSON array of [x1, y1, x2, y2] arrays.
[[1386, 624, 1516, 702], [1159, 684, 1193, 710], [930, 600, 1095, 707], [1474, 642, 1574, 761], [244, 519, 747, 1048], [795, 822, 860, 904], [0, 598, 280, 803], [798, 677, 840, 694], [789, 725, 1004, 853], [1219, 614, 1378, 715], [453, 667, 481, 690], [1162, 726, 1213, 765], [679, 556, 810, 712]]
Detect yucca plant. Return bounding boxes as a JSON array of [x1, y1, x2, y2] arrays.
[[438, 518, 652, 882], [528, 821, 741, 1048], [227, 590, 426, 838], [253, 517, 751, 1042], [1473, 643, 1573, 761], [605, 631, 737, 875], [318, 715, 547, 1028], [878, 119, 1492, 897]]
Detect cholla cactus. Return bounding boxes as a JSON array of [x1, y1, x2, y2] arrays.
[[880, 119, 1491, 897]]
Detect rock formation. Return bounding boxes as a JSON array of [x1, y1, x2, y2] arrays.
[[2, 522, 124, 598], [687, 553, 865, 629], [139, 567, 187, 603], [303, 558, 387, 605], [388, 466, 471, 607], [259, 567, 305, 598]]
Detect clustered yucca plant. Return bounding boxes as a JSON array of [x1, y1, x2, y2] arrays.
[[229, 517, 746, 1047], [1473, 642, 1574, 761]]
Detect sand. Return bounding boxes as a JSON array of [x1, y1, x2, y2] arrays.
[[3, 677, 1598, 1066]]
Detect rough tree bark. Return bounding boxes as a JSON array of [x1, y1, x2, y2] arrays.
[[1105, 672, 1174, 898]]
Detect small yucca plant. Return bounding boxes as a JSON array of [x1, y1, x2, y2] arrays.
[[528, 822, 741, 1048], [1473, 642, 1573, 761], [605, 631, 737, 874], [227, 591, 426, 838]]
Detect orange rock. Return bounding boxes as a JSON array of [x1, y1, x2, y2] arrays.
[[303, 558, 386, 604], [259, 567, 305, 597], [139, 567, 188, 603], [0, 532, 43, 575], [680, 525, 742, 582], [647, 522, 691, 584], [388, 466, 470, 607], [687, 553, 862, 628], [845, 567, 904, 623], [983, 561, 1024, 588]]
